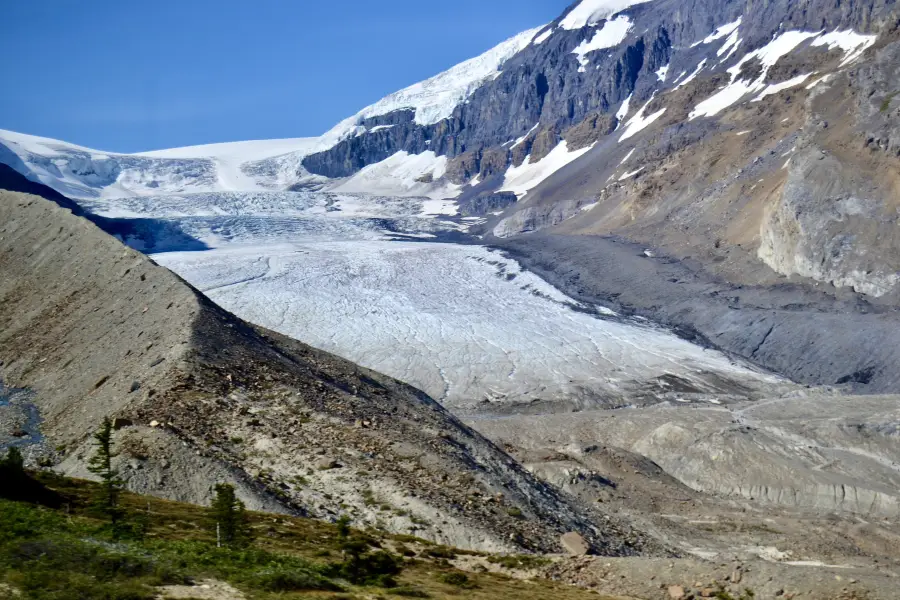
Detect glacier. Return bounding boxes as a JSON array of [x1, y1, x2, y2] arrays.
[[66, 181, 794, 411]]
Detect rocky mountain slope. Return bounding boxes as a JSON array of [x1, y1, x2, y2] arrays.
[[0, 174, 661, 555]]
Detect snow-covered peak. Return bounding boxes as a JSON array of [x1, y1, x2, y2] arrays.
[[559, 0, 653, 30], [318, 27, 542, 147]]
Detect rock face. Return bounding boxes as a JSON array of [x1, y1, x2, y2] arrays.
[[0, 173, 663, 556], [301, 0, 894, 177]]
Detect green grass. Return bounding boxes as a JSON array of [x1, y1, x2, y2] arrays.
[[0, 472, 624, 600], [486, 554, 551, 570]]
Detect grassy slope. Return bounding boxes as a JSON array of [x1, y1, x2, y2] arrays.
[[0, 473, 622, 600]]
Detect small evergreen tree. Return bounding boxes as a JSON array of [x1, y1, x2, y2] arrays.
[[336, 514, 351, 540], [1, 447, 25, 472], [209, 483, 252, 548], [87, 417, 125, 532]]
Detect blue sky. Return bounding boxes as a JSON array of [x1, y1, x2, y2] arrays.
[[0, 0, 569, 153]]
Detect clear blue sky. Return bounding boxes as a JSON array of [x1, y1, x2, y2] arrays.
[[0, 0, 569, 153]]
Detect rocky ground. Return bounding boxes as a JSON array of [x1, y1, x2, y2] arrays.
[[495, 233, 900, 394]]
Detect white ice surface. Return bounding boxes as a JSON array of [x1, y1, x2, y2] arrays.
[[51, 148, 783, 411], [559, 0, 652, 30], [500, 141, 594, 197], [154, 240, 781, 410], [572, 15, 633, 70], [318, 27, 541, 143], [136, 138, 318, 161]]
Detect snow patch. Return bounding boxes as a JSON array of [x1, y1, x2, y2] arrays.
[[619, 97, 666, 142], [811, 30, 876, 66], [806, 73, 834, 89], [676, 59, 707, 89], [753, 73, 812, 101], [559, 0, 652, 30], [511, 123, 540, 150], [655, 64, 670, 82], [717, 30, 742, 58], [619, 167, 644, 180], [690, 30, 822, 120], [691, 17, 742, 47], [572, 16, 634, 71], [616, 94, 633, 121], [500, 141, 594, 197]]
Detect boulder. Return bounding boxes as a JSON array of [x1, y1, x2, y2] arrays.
[[667, 585, 686, 599], [559, 531, 590, 556]]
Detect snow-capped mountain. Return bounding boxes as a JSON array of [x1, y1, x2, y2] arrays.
[[0, 0, 887, 213]]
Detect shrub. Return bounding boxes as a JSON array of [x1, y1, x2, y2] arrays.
[[423, 546, 456, 559], [487, 554, 551, 569], [438, 572, 476, 588], [250, 566, 342, 592]]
